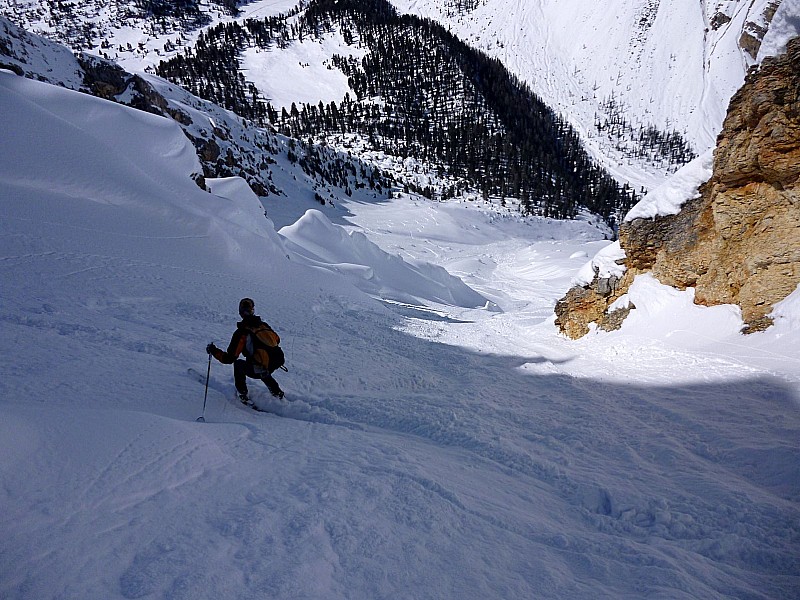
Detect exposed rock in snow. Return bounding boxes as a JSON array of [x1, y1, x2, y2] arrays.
[[555, 36, 800, 337]]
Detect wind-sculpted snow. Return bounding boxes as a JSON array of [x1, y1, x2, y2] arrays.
[[1, 72, 799, 599], [0, 70, 203, 211], [280, 208, 489, 308]]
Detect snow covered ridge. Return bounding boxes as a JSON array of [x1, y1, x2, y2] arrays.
[[0, 14, 401, 209], [3, 9, 592, 232], [0, 15, 270, 193]]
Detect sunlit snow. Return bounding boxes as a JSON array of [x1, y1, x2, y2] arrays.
[[1, 6, 799, 599], [240, 29, 368, 110]]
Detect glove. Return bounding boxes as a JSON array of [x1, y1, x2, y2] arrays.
[[206, 343, 217, 355]]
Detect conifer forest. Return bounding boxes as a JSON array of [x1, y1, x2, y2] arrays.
[[154, 0, 688, 223]]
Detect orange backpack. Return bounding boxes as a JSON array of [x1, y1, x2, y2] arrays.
[[246, 322, 286, 372]]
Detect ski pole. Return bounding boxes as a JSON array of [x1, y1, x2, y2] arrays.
[[197, 353, 212, 422]]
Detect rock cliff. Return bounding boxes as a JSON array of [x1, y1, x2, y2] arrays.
[[556, 37, 800, 338]]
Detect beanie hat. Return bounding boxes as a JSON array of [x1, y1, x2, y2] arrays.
[[238, 297, 255, 318]]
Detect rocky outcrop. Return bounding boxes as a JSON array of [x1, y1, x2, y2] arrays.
[[556, 37, 800, 338], [554, 271, 635, 339], [79, 56, 175, 116], [681, 37, 800, 331]]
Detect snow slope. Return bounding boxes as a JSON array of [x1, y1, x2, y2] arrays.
[[240, 28, 369, 110], [1, 71, 799, 599], [390, 0, 785, 190]]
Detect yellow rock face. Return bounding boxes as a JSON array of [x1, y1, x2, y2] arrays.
[[556, 38, 800, 338]]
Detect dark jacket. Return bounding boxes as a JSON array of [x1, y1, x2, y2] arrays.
[[211, 315, 276, 365]]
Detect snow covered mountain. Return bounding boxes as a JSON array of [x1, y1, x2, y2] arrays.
[[2, 3, 800, 598], [2, 0, 792, 208], [388, 0, 788, 190]]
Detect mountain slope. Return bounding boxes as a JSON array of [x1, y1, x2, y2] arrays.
[[2, 67, 800, 599], [155, 0, 639, 222], [3, 0, 788, 197], [389, 0, 783, 189]]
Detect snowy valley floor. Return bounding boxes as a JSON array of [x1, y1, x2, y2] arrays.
[[1, 71, 799, 599]]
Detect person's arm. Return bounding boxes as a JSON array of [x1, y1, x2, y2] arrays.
[[208, 330, 246, 364]]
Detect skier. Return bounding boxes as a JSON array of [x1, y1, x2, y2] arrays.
[[206, 298, 285, 403]]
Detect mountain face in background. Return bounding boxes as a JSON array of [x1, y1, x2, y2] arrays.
[[389, 0, 783, 190], [0, 0, 787, 225], [0, 0, 698, 226], [154, 0, 640, 223]]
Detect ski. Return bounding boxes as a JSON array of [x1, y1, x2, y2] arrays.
[[238, 396, 269, 413], [187, 367, 272, 414]]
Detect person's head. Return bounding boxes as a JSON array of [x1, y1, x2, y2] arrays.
[[238, 297, 255, 319]]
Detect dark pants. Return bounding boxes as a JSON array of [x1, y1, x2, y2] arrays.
[[234, 359, 283, 397]]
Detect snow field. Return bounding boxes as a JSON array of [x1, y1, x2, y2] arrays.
[[1, 69, 799, 599], [240, 27, 369, 111]]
